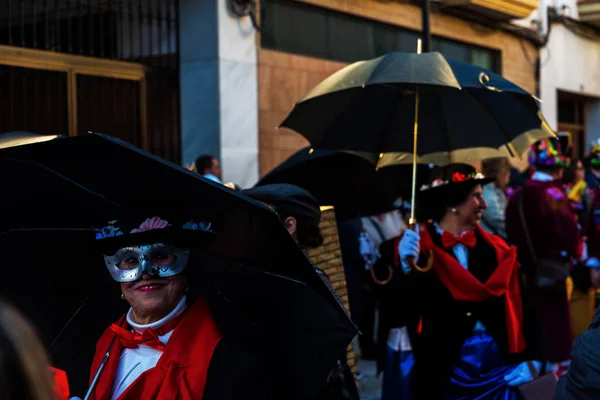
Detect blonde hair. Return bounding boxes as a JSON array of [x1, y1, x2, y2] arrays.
[[481, 158, 510, 188], [0, 300, 56, 400]]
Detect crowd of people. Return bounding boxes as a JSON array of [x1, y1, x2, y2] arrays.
[[346, 137, 600, 399], [4, 136, 600, 400]]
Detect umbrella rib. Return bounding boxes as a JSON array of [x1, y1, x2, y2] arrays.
[[3, 158, 122, 208], [46, 299, 88, 353]]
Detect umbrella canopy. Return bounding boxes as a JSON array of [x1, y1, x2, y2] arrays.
[[280, 51, 554, 166], [256, 147, 432, 218], [0, 131, 62, 149], [0, 133, 357, 399]]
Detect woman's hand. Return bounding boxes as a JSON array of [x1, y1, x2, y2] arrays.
[[398, 225, 420, 274], [504, 361, 542, 386]]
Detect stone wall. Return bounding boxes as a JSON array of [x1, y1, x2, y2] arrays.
[[308, 206, 357, 376]]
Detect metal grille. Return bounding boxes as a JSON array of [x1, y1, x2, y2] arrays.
[[0, 0, 181, 163]]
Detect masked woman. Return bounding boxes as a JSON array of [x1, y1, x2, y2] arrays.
[[396, 164, 545, 399], [74, 216, 272, 400]]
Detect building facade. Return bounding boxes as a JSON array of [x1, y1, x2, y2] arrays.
[[1, 0, 546, 186], [519, 0, 600, 157], [257, 0, 540, 178]]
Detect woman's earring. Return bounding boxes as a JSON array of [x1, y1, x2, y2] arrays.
[[184, 284, 190, 293], [451, 208, 457, 213], [120, 293, 125, 300]]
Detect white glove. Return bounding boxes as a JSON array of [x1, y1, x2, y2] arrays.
[[398, 225, 420, 274], [580, 241, 589, 262], [359, 232, 376, 264], [504, 361, 542, 386]]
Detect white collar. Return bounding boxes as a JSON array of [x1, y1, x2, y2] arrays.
[[531, 171, 554, 182], [127, 295, 187, 334], [433, 222, 470, 238]]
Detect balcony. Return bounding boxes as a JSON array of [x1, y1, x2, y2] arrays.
[[578, 0, 600, 26], [443, 0, 539, 20]]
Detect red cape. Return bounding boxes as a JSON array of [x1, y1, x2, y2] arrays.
[[394, 224, 525, 353], [88, 297, 222, 400]]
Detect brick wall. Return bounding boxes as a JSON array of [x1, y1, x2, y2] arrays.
[[308, 206, 357, 376], [258, 0, 539, 175]]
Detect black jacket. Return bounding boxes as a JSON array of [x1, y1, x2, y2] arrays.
[[382, 226, 543, 399]]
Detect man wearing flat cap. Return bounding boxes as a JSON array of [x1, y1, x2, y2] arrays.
[[244, 183, 359, 400]]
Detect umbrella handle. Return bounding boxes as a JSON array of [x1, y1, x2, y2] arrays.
[[369, 263, 393, 285], [406, 251, 434, 273]]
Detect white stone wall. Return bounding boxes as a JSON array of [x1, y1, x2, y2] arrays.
[[179, 0, 259, 188], [539, 23, 600, 147]]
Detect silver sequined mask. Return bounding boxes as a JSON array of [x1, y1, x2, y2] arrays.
[[103, 243, 190, 282]]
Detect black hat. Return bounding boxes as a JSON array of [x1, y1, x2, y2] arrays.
[[243, 184, 321, 225], [419, 164, 494, 196], [93, 215, 216, 255]]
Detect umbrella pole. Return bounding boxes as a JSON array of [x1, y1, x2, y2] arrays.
[[408, 39, 434, 273]]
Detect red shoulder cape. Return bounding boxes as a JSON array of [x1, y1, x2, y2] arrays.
[[88, 297, 222, 400], [394, 225, 525, 353]]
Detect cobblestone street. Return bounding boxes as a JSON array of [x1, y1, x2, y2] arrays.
[[357, 359, 382, 400]]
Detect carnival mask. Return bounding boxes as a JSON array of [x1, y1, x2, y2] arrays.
[[103, 243, 190, 282]]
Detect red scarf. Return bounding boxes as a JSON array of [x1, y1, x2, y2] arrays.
[[88, 297, 222, 400], [421, 225, 526, 353]]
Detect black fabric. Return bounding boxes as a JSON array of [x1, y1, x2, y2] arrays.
[[554, 310, 600, 400], [204, 337, 273, 400], [243, 184, 321, 225], [382, 226, 542, 399], [420, 163, 494, 198], [336, 218, 378, 358], [585, 171, 600, 191], [281, 52, 545, 159]]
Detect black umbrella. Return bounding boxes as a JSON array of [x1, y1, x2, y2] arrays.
[[280, 50, 553, 272], [0, 131, 63, 149], [281, 51, 553, 166], [0, 133, 357, 399], [256, 147, 432, 218]]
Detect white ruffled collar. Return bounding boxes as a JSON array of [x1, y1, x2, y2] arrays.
[[126, 295, 187, 334]]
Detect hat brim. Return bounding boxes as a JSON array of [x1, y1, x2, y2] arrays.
[[93, 227, 216, 255], [419, 177, 494, 196]]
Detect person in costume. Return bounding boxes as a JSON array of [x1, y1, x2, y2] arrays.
[[396, 164, 544, 399], [71, 216, 272, 400], [243, 183, 360, 400], [565, 159, 590, 220], [480, 158, 510, 239], [506, 137, 581, 367], [585, 144, 600, 190]]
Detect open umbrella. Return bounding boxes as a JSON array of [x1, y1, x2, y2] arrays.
[[0, 131, 62, 149], [256, 147, 432, 218], [280, 48, 554, 271], [281, 51, 553, 166], [0, 133, 357, 399]]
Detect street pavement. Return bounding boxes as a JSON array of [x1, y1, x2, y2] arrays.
[[357, 359, 382, 400]]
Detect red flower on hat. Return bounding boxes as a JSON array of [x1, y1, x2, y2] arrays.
[[452, 172, 468, 182]]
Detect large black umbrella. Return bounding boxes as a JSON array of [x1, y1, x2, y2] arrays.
[[0, 133, 357, 399], [280, 51, 553, 272], [0, 131, 62, 149], [256, 147, 432, 218], [281, 51, 553, 166]]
